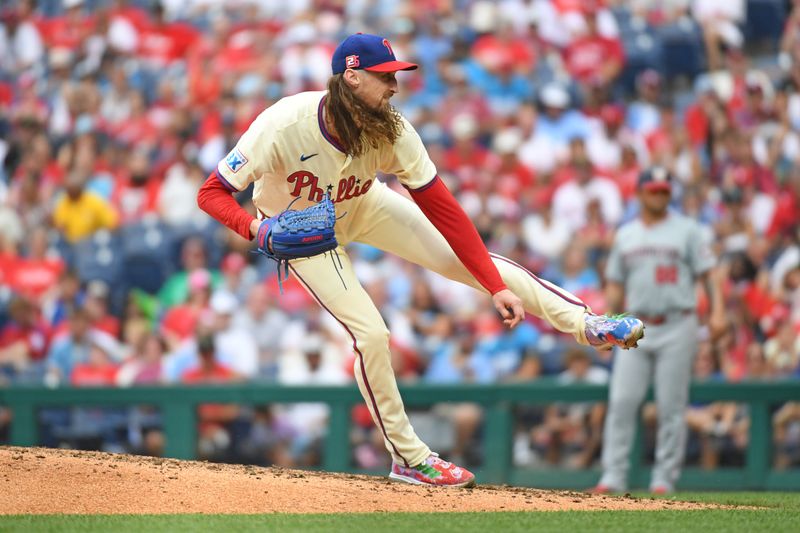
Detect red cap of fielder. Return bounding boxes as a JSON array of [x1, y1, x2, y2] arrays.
[[637, 166, 673, 192], [331, 33, 418, 75]]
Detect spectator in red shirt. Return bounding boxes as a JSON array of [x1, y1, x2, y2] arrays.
[[70, 336, 119, 387], [108, 92, 159, 149], [767, 169, 800, 239], [181, 333, 241, 460], [111, 148, 161, 224], [563, 8, 624, 91], [714, 133, 779, 238], [0, 227, 65, 305], [486, 128, 535, 201], [684, 82, 728, 148], [437, 62, 494, 141], [187, 48, 223, 108], [441, 113, 491, 192], [611, 144, 642, 201], [470, 22, 537, 76], [83, 280, 120, 338], [0, 296, 51, 377], [160, 268, 213, 348], [136, 2, 200, 68], [40, 0, 96, 53]]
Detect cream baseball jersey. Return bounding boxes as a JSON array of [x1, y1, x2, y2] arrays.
[[196, 33, 636, 479], [210, 90, 594, 470], [216, 91, 436, 219]]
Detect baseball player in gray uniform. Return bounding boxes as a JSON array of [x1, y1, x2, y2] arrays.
[[593, 167, 727, 494]]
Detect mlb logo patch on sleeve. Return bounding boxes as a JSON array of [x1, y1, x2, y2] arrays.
[[225, 148, 248, 173]]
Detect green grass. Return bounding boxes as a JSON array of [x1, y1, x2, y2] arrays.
[[0, 493, 797, 532], [634, 491, 800, 509]]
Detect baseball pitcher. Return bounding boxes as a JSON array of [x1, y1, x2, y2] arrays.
[[198, 33, 645, 487]]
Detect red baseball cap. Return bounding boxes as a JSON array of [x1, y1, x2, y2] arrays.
[[638, 166, 672, 192], [221, 252, 246, 273], [600, 103, 624, 126], [332, 33, 418, 75]]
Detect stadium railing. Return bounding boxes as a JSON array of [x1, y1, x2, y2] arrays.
[[1, 381, 797, 490]]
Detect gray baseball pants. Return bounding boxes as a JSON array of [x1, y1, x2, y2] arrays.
[[598, 313, 698, 491]]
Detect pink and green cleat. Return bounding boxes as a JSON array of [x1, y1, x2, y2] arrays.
[[389, 454, 475, 488], [585, 313, 645, 350]]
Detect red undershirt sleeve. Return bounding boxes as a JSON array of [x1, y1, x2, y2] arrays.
[[197, 171, 257, 241], [406, 176, 507, 295]]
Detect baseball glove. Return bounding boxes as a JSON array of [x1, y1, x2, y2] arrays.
[[255, 193, 340, 289]]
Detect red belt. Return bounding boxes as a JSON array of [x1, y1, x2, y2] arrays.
[[638, 310, 692, 325]]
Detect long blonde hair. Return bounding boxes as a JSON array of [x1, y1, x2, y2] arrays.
[[325, 74, 404, 158]]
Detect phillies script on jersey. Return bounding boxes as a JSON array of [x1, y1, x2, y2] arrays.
[[287, 171, 373, 203]]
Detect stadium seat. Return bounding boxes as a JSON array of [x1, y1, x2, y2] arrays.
[[610, 6, 633, 35], [47, 230, 75, 270], [121, 253, 170, 294], [120, 217, 174, 262], [657, 19, 706, 82], [115, 218, 176, 300], [0, 298, 8, 332], [620, 30, 663, 97], [73, 232, 123, 286], [745, 0, 787, 49]]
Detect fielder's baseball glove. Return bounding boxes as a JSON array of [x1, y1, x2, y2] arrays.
[[255, 193, 342, 290]]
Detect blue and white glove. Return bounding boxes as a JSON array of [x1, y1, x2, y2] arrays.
[[255, 193, 339, 288]]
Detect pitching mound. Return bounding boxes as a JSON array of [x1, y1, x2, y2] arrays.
[[1, 446, 718, 514]]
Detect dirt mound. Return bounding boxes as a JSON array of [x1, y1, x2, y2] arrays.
[[0, 446, 717, 514]]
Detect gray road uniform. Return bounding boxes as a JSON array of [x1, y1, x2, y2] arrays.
[[598, 212, 716, 491]]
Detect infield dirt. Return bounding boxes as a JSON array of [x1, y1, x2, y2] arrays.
[[0, 446, 722, 514]]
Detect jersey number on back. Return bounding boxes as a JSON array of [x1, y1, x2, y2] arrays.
[[655, 265, 678, 284]]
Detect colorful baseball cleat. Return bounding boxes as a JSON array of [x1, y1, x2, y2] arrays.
[[585, 313, 645, 350], [389, 453, 475, 488]]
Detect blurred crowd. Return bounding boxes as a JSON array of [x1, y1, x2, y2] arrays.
[[0, 0, 799, 472]]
